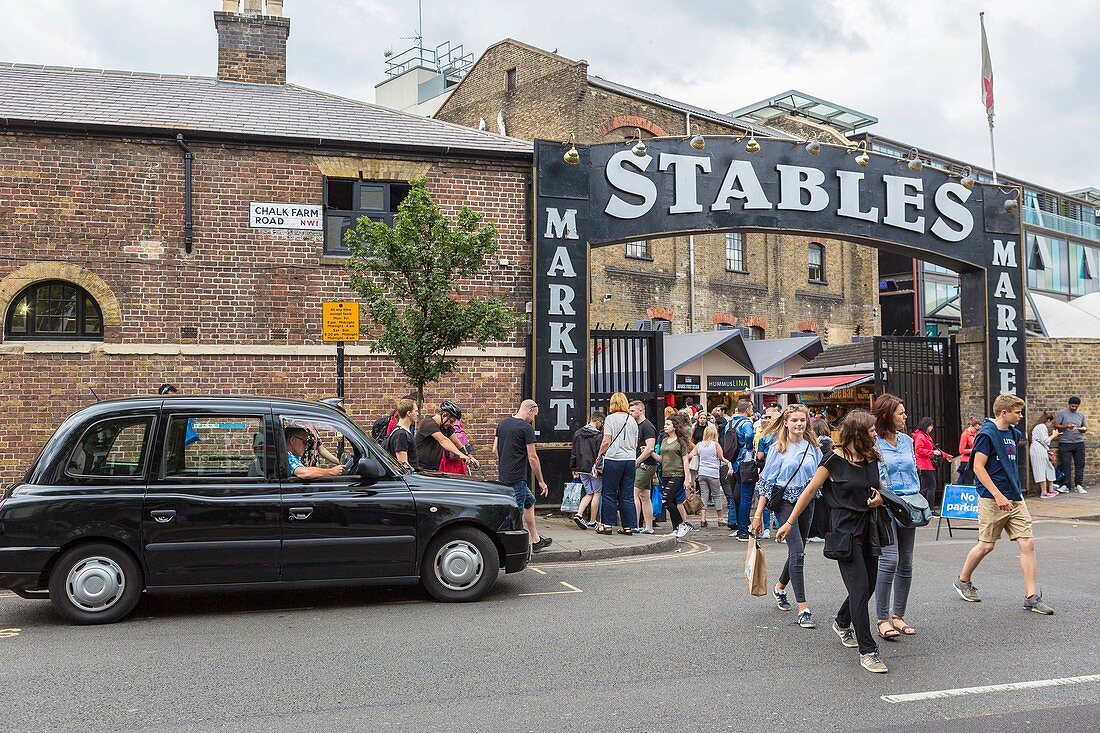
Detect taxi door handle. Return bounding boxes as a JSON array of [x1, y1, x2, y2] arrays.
[[150, 510, 176, 523], [288, 507, 313, 521]]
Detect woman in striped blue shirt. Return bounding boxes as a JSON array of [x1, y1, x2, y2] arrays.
[[752, 404, 823, 628]]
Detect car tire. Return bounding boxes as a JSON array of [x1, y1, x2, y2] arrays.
[[48, 542, 144, 625], [421, 526, 499, 603]]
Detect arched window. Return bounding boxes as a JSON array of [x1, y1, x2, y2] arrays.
[[745, 326, 765, 340], [5, 280, 103, 340], [808, 243, 826, 282]]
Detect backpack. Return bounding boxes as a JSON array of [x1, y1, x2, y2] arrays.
[[371, 413, 393, 441]]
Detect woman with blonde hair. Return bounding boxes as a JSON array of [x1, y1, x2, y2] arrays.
[[752, 404, 822, 628], [593, 392, 639, 535], [1030, 411, 1058, 498], [686, 424, 729, 528]]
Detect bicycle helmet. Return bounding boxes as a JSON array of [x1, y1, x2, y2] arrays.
[[439, 400, 463, 420]]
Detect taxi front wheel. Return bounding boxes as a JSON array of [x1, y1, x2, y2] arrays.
[[48, 542, 144, 625]]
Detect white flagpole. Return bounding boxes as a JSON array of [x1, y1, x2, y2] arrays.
[[980, 12, 998, 184]]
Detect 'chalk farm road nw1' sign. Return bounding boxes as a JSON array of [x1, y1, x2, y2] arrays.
[[249, 202, 323, 230]]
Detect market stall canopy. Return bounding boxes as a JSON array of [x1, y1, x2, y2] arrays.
[[750, 373, 874, 395], [1028, 291, 1100, 338], [663, 332, 822, 387]]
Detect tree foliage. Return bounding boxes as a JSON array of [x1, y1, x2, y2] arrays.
[[346, 178, 521, 407]]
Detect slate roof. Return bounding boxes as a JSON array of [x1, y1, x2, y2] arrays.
[[743, 335, 823, 374], [797, 342, 876, 375], [0, 63, 532, 158]]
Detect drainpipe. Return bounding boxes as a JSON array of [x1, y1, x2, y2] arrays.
[[685, 112, 696, 332], [175, 134, 194, 254]]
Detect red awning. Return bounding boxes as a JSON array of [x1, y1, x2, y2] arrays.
[[750, 373, 873, 395]]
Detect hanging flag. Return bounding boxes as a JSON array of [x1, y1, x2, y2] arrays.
[[980, 13, 994, 118]]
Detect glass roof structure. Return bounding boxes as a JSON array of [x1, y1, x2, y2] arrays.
[[729, 90, 878, 133]]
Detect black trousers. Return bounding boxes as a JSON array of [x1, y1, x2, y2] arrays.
[[835, 531, 880, 655], [957, 461, 974, 486], [1060, 443, 1086, 488], [662, 476, 685, 527], [919, 469, 938, 509]]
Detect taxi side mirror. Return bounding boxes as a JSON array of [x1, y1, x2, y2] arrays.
[[358, 455, 387, 480]]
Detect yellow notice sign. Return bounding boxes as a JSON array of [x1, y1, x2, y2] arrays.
[[322, 301, 360, 342]]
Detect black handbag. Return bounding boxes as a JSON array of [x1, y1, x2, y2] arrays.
[[876, 506, 896, 548], [767, 443, 812, 511], [739, 456, 760, 484], [594, 417, 629, 475], [822, 531, 853, 561]]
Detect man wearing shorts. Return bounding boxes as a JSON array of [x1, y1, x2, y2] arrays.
[[953, 394, 1054, 614], [494, 400, 552, 552], [630, 400, 659, 534]]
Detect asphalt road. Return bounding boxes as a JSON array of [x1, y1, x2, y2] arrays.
[[1, 518, 1097, 733]]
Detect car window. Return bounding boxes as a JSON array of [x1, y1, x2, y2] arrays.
[[65, 416, 152, 480], [161, 415, 266, 479], [279, 415, 361, 481]]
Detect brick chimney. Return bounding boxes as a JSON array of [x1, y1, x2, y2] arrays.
[[214, 0, 290, 85]]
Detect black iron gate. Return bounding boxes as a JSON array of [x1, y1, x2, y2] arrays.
[[590, 328, 666, 427], [874, 336, 961, 497]]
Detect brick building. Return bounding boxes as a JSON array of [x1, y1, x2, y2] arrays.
[[434, 39, 881, 345], [0, 1, 533, 486]]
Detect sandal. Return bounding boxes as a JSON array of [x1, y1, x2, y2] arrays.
[[616, 527, 633, 536], [595, 524, 613, 535], [876, 619, 901, 641], [891, 616, 916, 635]]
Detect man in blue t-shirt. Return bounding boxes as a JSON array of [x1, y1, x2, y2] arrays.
[[953, 394, 1053, 615]]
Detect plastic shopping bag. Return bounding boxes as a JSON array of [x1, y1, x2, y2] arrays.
[[745, 537, 768, 596], [560, 480, 582, 514]]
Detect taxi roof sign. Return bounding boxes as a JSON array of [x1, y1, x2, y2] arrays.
[[322, 301, 360, 342]]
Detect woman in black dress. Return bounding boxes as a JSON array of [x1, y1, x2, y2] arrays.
[[776, 410, 889, 674]]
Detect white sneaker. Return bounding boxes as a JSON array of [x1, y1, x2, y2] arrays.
[[1055, 484, 1070, 493], [860, 652, 888, 673], [1075, 485, 1088, 493], [675, 523, 690, 539], [762, 529, 771, 539]]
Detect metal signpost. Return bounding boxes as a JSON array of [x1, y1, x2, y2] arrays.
[[322, 301, 360, 398]]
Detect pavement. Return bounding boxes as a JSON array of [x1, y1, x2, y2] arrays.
[[2, 518, 1097, 732], [533, 487, 1100, 563]]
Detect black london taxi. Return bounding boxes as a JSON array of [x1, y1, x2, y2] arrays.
[[0, 397, 529, 624]]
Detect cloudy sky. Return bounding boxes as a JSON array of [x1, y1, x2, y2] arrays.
[[4, 1, 1096, 195]]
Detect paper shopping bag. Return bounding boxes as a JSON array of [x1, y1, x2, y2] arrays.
[[745, 537, 768, 596]]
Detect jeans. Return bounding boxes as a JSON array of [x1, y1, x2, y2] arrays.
[[600, 459, 638, 528], [835, 529, 880, 655], [697, 475, 724, 513], [737, 479, 757, 534], [875, 524, 915, 620], [662, 476, 686, 527], [1060, 442, 1086, 487], [722, 474, 738, 527], [774, 500, 814, 604]]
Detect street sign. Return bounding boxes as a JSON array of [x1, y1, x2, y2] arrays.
[[322, 301, 360, 342], [940, 484, 980, 521]]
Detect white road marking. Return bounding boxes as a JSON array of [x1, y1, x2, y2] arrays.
[[527, 567, 548, 575], [518, 581, 583, 597], [0, 591, 16, 599], [0, 628, 21, 639], [882, 674, 1100, 703]]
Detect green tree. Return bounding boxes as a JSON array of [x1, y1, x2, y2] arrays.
[[346, 178, 522, 408]]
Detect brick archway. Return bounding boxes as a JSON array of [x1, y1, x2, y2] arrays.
[[598, 115, 670, 139], [0, 262, 122, 337]]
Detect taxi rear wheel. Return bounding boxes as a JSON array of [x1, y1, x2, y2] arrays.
[[421, 527, 499, 602], [48, 542, 143, 625]]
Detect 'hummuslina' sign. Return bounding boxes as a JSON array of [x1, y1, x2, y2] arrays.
[[532, 137, 1025, 443]]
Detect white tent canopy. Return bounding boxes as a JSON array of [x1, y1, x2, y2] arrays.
[[1029, 291, 1100, 338]]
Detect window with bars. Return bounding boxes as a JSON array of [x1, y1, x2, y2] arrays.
[[808, 243, 826, 282], [725, 232, 745, 272], [5, 280, 103, 341], [625, 240, 650, 259]]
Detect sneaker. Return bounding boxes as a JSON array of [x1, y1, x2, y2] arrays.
[[1074, 485, 1088, 493], [637, 527, 654, 535], [773, 585, 791, 611], [762, 529, 772, 539], [674, 523, 691, 539], [680, 522, 697, 533], [833, 621, 858, 648], [735, 531, 750, 542], [1023, 594, 1055, 615], [572, 514, 588, 530], [797, 610, 816, 628], [585, 520, 598, 529], [860, 652, 888, 673], [1055, 484, 1070, 493], [531, 537, 553, 553], [807, 536, 825, 543], [953, 578, 981, 602]]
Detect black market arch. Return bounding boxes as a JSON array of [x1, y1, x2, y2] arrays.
[[532, 137, 1025, 443]]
